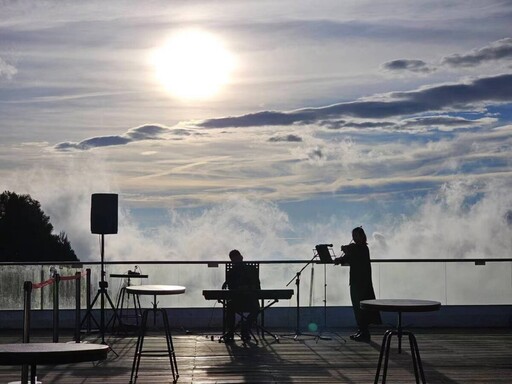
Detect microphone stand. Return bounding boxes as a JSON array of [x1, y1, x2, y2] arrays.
[[282, 253, 319, 340]]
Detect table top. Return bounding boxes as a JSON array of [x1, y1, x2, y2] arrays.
[[109, 273, 149, 278], [360, 299, 441, 312], [125, 284, 186, 296], [0, 343, 109, 366]]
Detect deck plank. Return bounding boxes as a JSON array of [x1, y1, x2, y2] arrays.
[[1, 328, 511, 383]]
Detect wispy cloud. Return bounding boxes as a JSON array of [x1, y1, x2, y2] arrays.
[[383, 37, 512, 75], [442, 37, 512, 67], [0, 57, 17, 80], [268, 134, 303, 142], [54, 73, 511, 151], [198, 74, 512, 128], [382, 59, 435, 74], [55, 124, 193, 151]]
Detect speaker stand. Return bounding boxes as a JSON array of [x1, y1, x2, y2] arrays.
[[81, 234, 121, 355]]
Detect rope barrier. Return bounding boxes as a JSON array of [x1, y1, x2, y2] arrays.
[[31, 278, 55, 289], [22, 269, 91, 345], [20, 268, 91, 382], [30, 269, 88, 288]]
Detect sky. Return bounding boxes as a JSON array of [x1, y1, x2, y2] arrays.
[[1, 0, 512, 262]]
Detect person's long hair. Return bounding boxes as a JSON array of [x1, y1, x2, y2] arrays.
[[352, 226, 367, 245]]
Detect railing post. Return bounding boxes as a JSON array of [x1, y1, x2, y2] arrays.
[[22, 281, 32, 384], [40, 268, 44, 310], [53, 273, 60, 343], [86, 268, 91, 332], [23, 281, 32, 343], [75, 271, 81, 343]]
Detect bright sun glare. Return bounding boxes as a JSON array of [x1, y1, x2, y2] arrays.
[[152, 29, 236, 100]]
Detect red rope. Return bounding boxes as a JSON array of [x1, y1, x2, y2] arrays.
[[30, 270, 87, 289], [32, 278, 55, 289]]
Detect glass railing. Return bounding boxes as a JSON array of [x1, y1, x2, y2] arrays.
[[0, 259, 510, 310]]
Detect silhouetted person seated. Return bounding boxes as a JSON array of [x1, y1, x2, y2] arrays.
[[222, 249, 260, 342]]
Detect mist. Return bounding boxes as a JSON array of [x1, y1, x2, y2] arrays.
[[2, 159, 511, 263]]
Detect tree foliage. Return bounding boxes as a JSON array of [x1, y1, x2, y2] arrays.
[[0, 191, 78, 262]]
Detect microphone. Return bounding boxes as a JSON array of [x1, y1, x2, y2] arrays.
[[317, 244, 333, 247]]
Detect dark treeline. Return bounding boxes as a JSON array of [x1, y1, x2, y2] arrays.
[[0, 191, 78, 262]]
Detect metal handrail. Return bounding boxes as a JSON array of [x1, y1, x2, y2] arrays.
[[1, 258, 511, 267]]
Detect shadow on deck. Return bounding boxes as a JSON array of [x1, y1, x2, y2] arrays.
[[1, 327, 511, 383]]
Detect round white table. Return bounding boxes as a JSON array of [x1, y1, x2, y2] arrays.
[[0, 342, 109, 384], [125, 285, 186, 384], [360, 299, 441, 384]]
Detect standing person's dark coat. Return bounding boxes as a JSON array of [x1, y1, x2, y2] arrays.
[[335, 227, 381, 342]]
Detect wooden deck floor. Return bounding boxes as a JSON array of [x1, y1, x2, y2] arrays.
[[1, 327, 511, 383]]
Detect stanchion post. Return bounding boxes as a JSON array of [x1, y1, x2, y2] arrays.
[[86, 268, 92, 332], [23, 281, 32, 343], [22, 281, 32, 383], [53, 273, 60, 343], [75, 271, 81, 343]]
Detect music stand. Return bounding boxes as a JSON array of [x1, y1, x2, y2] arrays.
[[315, 244, 334, 264], [314, 244, 338, 341]]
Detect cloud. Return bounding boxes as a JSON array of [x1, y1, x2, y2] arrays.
[[198, 73, 512, 128], [54, 124, 192, 151], [268, 134, 303, 142], [53, 73, 512, 153], [372, 179, 512, 260], [399, 115, 497, 131], [442, 37, 512, 67], [320, 120, 396, 130], [0, 57, 17, 80], [381, 38, 512, 77], [382, 59, 435, 74]]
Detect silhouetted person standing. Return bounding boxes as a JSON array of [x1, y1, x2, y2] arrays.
[[222, 249, 260, 341], [334, 227, 381, 342]]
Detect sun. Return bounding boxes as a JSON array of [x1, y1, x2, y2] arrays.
[[152, 29, 236, 100]]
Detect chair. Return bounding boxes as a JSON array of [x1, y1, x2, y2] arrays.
[[222, 262, 261, 341]]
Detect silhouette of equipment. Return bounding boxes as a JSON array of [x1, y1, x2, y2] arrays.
[[81, 193, 121, 350], [109, 269, 148, 330], [282, 244, 335, 341]]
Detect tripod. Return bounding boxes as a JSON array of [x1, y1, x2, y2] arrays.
[[282, 253, 319, 340], [81, 234, 121, 348]]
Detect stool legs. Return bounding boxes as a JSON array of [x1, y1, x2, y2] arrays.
[[162, 308, 179, 379], [129, 308, 178, 384], [374, 330, 426, 384]]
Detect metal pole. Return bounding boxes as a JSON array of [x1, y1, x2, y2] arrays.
[[23, 281, 32, 343], [40, 268, 44, 310], [100, 234, 106, 344], [22, 281, 32, 383], [53, 273, 60, 343], [75, 271, 81, 343], [86, 268, 91, 332]]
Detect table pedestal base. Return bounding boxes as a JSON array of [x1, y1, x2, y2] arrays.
[[375, 329, 425, 384], [129, 308, 178, 384]]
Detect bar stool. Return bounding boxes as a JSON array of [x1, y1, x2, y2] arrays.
[[361, 299, 441, 384], [126, 285, 186, 384]]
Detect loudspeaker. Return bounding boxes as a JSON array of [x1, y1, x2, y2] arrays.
[[91, 193, 118, 234]]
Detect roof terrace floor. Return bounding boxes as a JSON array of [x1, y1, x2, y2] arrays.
[[1, 327, 511, 383]]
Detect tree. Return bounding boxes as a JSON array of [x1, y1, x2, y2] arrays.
[[0, 191, 79, 262]]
